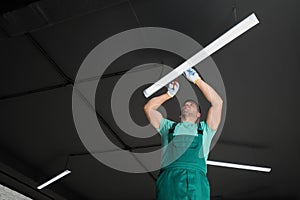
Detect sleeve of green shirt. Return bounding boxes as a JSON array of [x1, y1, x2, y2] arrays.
[[156, 118, 176, 137], [200, 121, 217, 160], [156, 118, 176, 147], [201, 121, 217, 137]]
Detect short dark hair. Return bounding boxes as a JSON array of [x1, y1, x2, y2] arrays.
[[183, 99, 201, 113]]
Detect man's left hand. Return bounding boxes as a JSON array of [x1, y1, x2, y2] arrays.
[[183, 67, 201, 84]]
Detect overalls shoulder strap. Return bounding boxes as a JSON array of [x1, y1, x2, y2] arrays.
[[168, 123, 177, 134], [168, 122, 203, 135], [197, 123, 203, 135]]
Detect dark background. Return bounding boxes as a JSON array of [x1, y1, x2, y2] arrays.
[[0, 0, 299, 199]]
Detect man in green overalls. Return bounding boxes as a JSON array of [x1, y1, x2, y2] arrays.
[[144, 68, 223, 200]]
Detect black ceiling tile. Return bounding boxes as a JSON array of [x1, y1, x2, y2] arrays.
[[130, 0, 236, 46], [0, 35, 65, 98], [31, 2, 139, 81]]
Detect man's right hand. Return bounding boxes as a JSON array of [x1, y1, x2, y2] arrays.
[[167, 80, 179, 97], [144, 80, 179, 129]]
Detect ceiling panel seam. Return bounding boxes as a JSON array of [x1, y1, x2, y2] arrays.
[[0, 65, 162, 101], [127, 0, 143, 27], [0, 83, 69, 101], [25, 33, 73, 84]]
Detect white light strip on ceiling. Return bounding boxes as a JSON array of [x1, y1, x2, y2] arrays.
[[143, 13, 259, 98], [37, 170, 71, 190], [207, 160, 271, 172]]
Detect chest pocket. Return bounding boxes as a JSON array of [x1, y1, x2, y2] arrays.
[[172, 135, 198, 149], [168, 123, 203, 149]]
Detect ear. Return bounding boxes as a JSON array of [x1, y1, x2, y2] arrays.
[[197, 112, 201, 118]]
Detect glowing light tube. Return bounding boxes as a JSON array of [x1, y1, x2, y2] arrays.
[[143, 13, 259, 98], [37, 170, 71, 190], [207, 160, 271, 172]]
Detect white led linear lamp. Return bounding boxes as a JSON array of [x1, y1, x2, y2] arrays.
[[143, 13, 259, 98], [37, 170, 71, 190], [207, 160, 271, 172]]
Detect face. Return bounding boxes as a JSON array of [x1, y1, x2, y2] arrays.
[[180, 101, 201, 121]]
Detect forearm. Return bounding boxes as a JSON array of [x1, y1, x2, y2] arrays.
[[195, 79, 223, 106], [144, 93, 172, 111]]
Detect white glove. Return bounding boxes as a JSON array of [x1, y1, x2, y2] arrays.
[[167, 80, 179, 97], [183, 68, 201, 84]]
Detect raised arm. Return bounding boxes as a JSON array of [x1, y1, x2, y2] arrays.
[[184, 68, 223, 131], [144, 94, 171, 129], [195, 78, 223, 131], [144, 81, 179, 129]]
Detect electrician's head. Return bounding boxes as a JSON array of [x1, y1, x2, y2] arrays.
[[180, 99, 201, 123]]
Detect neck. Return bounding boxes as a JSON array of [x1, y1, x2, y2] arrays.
[[181, 117, 197, 124]]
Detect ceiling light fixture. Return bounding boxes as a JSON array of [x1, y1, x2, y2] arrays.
[[207, 160, 271, 172], [37, 170, 71, 190], [143, 13, 259, 98]]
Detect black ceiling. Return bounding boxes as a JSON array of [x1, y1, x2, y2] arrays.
[[0, 0, 299, 199]]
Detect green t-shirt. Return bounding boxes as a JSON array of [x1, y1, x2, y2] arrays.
[[157, 118, 217, 161]]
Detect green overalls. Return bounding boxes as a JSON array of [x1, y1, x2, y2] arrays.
[[156, 118, 217, 200]]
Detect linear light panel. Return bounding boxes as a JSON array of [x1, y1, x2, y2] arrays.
[[37, 170, 71, 190], [143, 13, 259, 98], [207, 160, 271, 172]]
